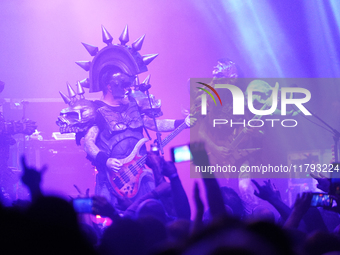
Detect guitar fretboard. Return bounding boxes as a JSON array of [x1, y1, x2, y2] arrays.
[[134, 122, 188, 169], [230, 101, 270, 149], [161, 122, 188, 148]]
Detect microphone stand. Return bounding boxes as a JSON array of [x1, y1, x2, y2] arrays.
[[305, 106, 340, 162], [138, 79, 164, 155], [21, 101, 29, 155]]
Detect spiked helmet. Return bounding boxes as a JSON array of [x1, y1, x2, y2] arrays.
[[75, 25, 158, 93]]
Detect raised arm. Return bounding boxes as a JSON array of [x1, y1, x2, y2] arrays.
[[84, 126, 100, 158], [21, 156, 47, 202], [252, 179, 291, 221], [191, 141, 227, 219], [284, 192, 312, 229], [84, 125, 122, 172], [143, 115, 195, 132], [162, 160, 191, 220]]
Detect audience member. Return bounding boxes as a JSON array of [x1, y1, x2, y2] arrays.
[[0, 150, 339, 255]]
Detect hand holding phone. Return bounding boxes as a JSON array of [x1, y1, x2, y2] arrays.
[[171, 144, 192, 163], [310, 193, 333, 207], [73, 198, 93, 213]]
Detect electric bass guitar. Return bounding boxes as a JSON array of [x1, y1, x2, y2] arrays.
[[106, 121, 188, 198]]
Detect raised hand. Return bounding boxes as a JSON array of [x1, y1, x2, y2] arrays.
[[145, 151, 163, 170], [292, 192, 313, 216], [185, 114, 197, 128], [310, 173, 330, 193], [146, 152, 165, 186], [284, 192, 313, 229], [21, 155, 47, 200], [92, 196, 119, 220], [73, 185, 90, 198], [162, 160, 178, 178], [252, 179, 281, 202]]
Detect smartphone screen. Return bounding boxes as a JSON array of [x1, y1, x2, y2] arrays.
[[171, 144, 192, 163], [310, 193, 333, 207], [73, 198, 93, 213]]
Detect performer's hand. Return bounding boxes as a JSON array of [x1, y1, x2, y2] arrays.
[[213, 145, 230, 158], [185, 114, 197, 128], [106, 158, 123, 172]]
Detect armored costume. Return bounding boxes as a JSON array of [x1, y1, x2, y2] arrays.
[[57, 26, 184, 207], [0, 81, 37, 204]]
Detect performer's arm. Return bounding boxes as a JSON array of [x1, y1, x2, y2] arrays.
[[143, 115, 195, 132], [84, 125, 122, 171], [84, 126, 100, 158]]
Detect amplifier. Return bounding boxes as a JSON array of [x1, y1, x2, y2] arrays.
[[23, 139, 96, 197]]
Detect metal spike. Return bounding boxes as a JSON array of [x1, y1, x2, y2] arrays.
[[132, 34, 145, 51], [143, 75, 151, 86], [79, 78, 90, 88], [119, 25, 129, 45], [81, 42, 98, 56], [76, 81, 85, 96], [59, 91, 71, 105], [75, 61, 91, 71], [67, 83, 77, 98], [134, 75, 140, 86], [101, 25, 113, 45], [142, 54, 158, 65]]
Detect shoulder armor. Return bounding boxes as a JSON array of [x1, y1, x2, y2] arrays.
[[129, 90, 163, 118], [57, 99, 97, 134]]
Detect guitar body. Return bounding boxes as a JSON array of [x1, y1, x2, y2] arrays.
[[208, 129, 260, 168], [106, 138, 149, 198], [105, 122, 189, 198]]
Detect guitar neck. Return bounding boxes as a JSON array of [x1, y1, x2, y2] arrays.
[[229, 129, 247, 150], [137, 122, 188, 166], [161, 122, 188, 148]]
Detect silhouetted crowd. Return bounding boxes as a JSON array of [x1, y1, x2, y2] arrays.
[[1, 142, 340, 255]]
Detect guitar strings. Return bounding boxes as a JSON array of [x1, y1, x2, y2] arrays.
[[116, 123, 187, 183]]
